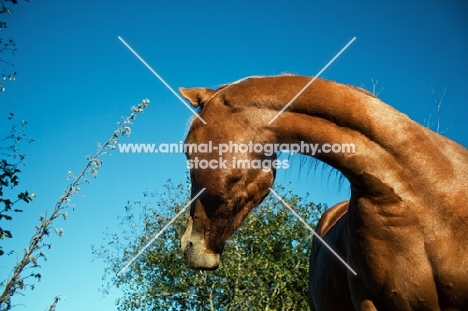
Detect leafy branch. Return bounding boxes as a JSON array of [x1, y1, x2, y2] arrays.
[[44, 295, 61, 311], [0, 98, 149, 310], [0, 113, 34, 255], [0, 0, 29, 93]]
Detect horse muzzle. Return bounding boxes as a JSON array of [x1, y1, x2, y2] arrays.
[[181, 217, 220, 270]]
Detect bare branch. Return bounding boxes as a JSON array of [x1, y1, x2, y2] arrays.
[[430, 84, 448, 134], [370, 78, 384, 96]]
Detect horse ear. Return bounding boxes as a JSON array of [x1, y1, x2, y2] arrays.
[[179, 87, 216, 108]]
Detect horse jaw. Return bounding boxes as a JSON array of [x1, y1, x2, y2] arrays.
[[181, 217, 220, 270]]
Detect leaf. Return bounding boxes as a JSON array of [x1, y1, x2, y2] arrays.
[[2, 214, 12, 220], [18, 191, 31, 203]]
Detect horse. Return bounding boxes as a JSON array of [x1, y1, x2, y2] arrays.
[[178, 75, 468, 310]]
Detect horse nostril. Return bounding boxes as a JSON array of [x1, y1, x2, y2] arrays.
[[189, 241, 193, 247]]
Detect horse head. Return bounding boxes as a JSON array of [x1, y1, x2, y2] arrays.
[[179, 84, 276, 270]]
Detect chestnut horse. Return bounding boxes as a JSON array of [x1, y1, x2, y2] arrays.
[[179, 75, 468, 310]]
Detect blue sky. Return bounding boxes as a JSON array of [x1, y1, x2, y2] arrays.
[[1, 0, 467, 310]]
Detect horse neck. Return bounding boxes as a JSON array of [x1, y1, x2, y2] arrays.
[[237, 76, 462, 200]]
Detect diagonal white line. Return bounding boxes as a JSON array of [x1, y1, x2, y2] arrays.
[[268, 37, 356, 124], [118, 36, 207, 125], [269, 188, 357, 275], [117, 188, 206, 276]]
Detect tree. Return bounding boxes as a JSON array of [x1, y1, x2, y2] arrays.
[[94, 179, 327, 310]]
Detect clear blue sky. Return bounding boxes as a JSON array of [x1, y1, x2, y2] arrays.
[[1, 0, 467, 310]]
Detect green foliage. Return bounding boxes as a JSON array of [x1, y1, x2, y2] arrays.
[[0, 113, 34, 255], [0, 0, 29, 93], [94, 179, 327, 310]]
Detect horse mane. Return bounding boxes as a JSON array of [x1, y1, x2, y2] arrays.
[[215, 73, 296, 91], [283, 152, 348, 194]]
